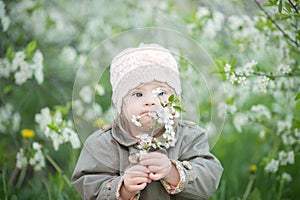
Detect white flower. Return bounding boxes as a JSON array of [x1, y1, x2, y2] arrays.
[[16, 148, 27, 169], [228, 15, 244, 31], [0, 58, 11, 78], [12, 112, 21, 132], [11, 51, 26, 72], [282, 172, 292, 182], [243, 60, 257, 75], [0, 1, 10, 32], [152, 87, 163, 96], [195, 6, 210, 20], [278, 150, 294, 166], [53, 109, 63, 124], [0, 103, 21, 133], [233, 113, 248, 133], [250, 104, 271, 120], [35, 107, 52, 130], [277, 120, 292, 134], [131, 115, 142, 127], [229, 73, 238, 84], [212, 11, 224, 31], [14, 62, 33, 85], [95, 84, 105, 96], [73, 99, 84, 116], [32, 50, 44, 84], [224, 64, 231, 73], [62, 127, 81, 149], [60, 46, 77, 64], [277, 64, 291, 74], [264, 159, 279, 173], [29, 142, 45, 171], [237, 76, 247, 86], [281, 133, 296, 146], [79, 85, 93, 103], [35, 107, 81, 151], [259, 130, 265, 139], [34, 67, 44, 84], [256, 76, 270, 93], [156, 106, 172, 124], [32, 142, 42, 150], [227, 104, 237, 114]]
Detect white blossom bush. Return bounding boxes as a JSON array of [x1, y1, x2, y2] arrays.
[[1, 0, 300, 199]]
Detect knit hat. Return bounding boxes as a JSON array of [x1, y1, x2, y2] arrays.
[[110, 43, 182, 113]]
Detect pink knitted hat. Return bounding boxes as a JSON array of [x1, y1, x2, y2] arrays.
[[110, 43, 181, 113]]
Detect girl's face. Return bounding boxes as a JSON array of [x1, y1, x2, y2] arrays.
[[122, 81, 174, 131]]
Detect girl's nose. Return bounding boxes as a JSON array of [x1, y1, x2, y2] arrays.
[[144, 96, 157, 106], [144, 100, 156, 106]]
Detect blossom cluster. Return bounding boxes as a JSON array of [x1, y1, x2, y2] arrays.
[[16, 142, 46, 171], [73, 84, 105, 124], [264, 150, 295, 175], [0, 49, 44, 85], [35, 107, 81, 151], [0, 103, 21, 133], [131, 87, 182, 152], [0, 0, 10, 32], [189, 6, 225, 39]]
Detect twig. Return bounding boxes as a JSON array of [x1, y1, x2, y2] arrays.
[[253, 0, 299, 47], [288, 0, 299, 14], [242, 174, 256, 200], [44, 152, 72, 187]]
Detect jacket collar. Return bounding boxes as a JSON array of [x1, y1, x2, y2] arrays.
[[111, 122, 138, 147]]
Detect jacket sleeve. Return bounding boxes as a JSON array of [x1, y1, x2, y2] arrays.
[[71, 130, 121, 200], [174, 124, 223, 200]]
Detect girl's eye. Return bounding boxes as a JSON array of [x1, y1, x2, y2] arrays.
[[134, 92, 143, 97], [158, 91, 165, 96]]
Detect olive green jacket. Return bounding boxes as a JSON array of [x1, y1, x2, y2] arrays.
[[71, 121, 223, 200]]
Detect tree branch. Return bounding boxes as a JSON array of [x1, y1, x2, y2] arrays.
[[288, 0, 299, 14], [253, 0, 299, 48]]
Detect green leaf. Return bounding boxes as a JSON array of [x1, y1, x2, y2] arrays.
[[291, 118, 300, 129], [4, 85, 13, 95], [278, 0, 283, 13], [168, 95, 175, 103], [25, 40, 37, 58], [249, 188, 262, 200], [173, 105, 185, 113], [5, 46, 15, 62], [54, 102, 71, 116], [267, 75, 275, 81], [48, 123, 59, 132], [295, 93, 300, 101], [27, 2, 41, 15], [284, 2, 292, 12], [263, 3, 275, 6], [230, 58, 237, 67], [278, 13, 291, 20], [226, 97, 235, 105]]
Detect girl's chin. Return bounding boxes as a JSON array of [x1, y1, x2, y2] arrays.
[[140, 116, 154, 127]]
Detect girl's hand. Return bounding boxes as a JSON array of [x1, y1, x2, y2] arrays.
[[139, 152, 172, 181], [121, 165, 151, 199]]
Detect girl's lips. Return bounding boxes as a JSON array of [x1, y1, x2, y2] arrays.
[[140, 111, 156, 117], [140, 112, 150, 117]]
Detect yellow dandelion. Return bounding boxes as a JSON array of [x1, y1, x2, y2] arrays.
[[21, 129, 35, 138], [92, 119, 105, 127], [249, 164, 257, 174]]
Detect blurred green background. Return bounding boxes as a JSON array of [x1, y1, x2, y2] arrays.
[[1, 0, 300, 199]]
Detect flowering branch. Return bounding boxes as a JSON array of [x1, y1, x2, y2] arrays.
[[253, 0, 299, 47], [130, 88, 183, 158]]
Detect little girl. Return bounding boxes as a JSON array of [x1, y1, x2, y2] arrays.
[[71, 43, 223, 200]]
